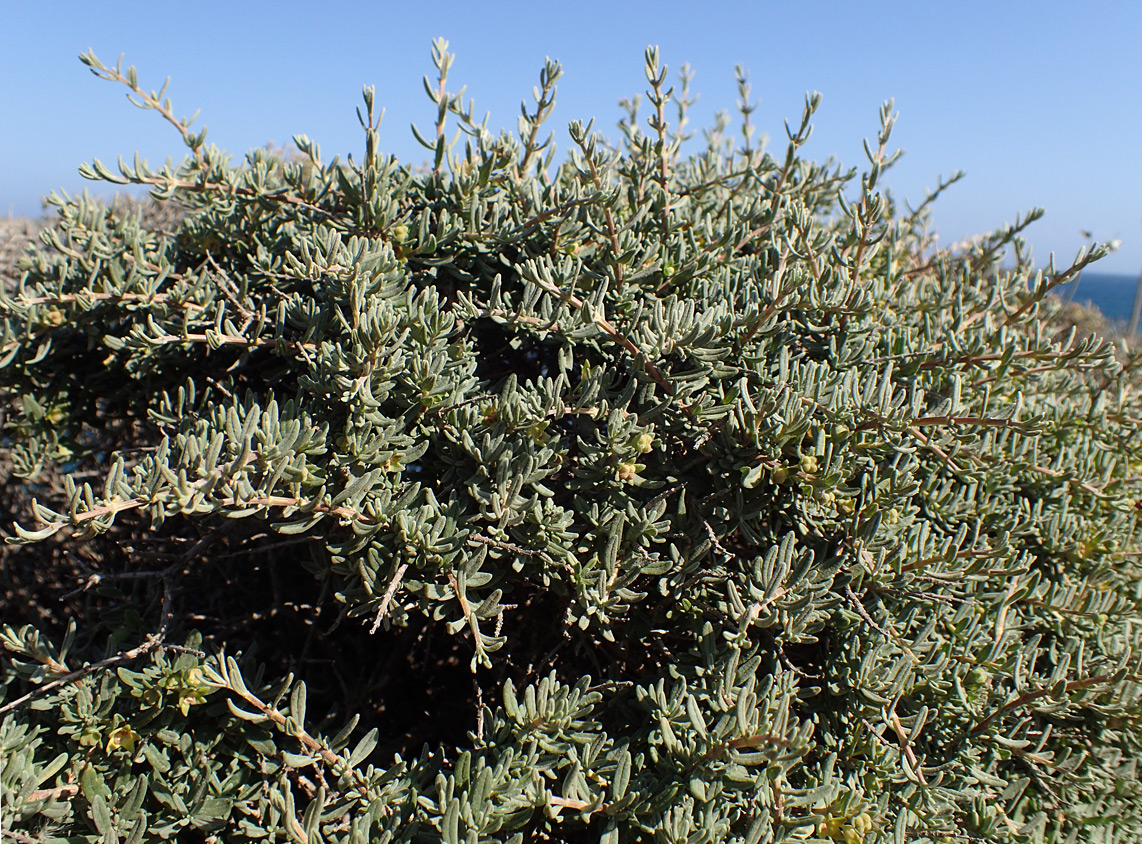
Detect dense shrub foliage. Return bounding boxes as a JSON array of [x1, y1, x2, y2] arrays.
[[2, 43, 1142, 843]]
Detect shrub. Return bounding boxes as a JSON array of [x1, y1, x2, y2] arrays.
[[2, 41, 1141, 844]]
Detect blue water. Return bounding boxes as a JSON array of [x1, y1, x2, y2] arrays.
[[1051, 271, 1142, 323]]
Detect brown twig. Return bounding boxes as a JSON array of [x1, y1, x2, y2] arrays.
[[2, 828, 59, 844], [5, 291, 204, 310], [12, 493, 306, 543], [968, 670, 1124, 736], [25, 783, 80, 803], [468, 533, 558, 567], [889, 711, 928, 785], [447, 570, 479, 643], [0, 577, 174, 717], [369, 562, 409, 634], [82, 52, 207, 165]]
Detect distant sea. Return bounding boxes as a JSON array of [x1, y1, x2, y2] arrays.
[[1050, 271, 1142, 324]]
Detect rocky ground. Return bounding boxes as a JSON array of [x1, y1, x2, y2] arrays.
[[1, 216, 46, 287]]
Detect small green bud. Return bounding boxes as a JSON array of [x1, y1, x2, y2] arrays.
[[77, 726, 103, 748], [966, 667, 991, 687]]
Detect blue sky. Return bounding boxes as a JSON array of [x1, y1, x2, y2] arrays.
[[3, 1, 1140, 274]]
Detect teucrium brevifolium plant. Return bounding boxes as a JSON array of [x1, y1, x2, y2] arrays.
[[1, 39, 1141, 844]]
